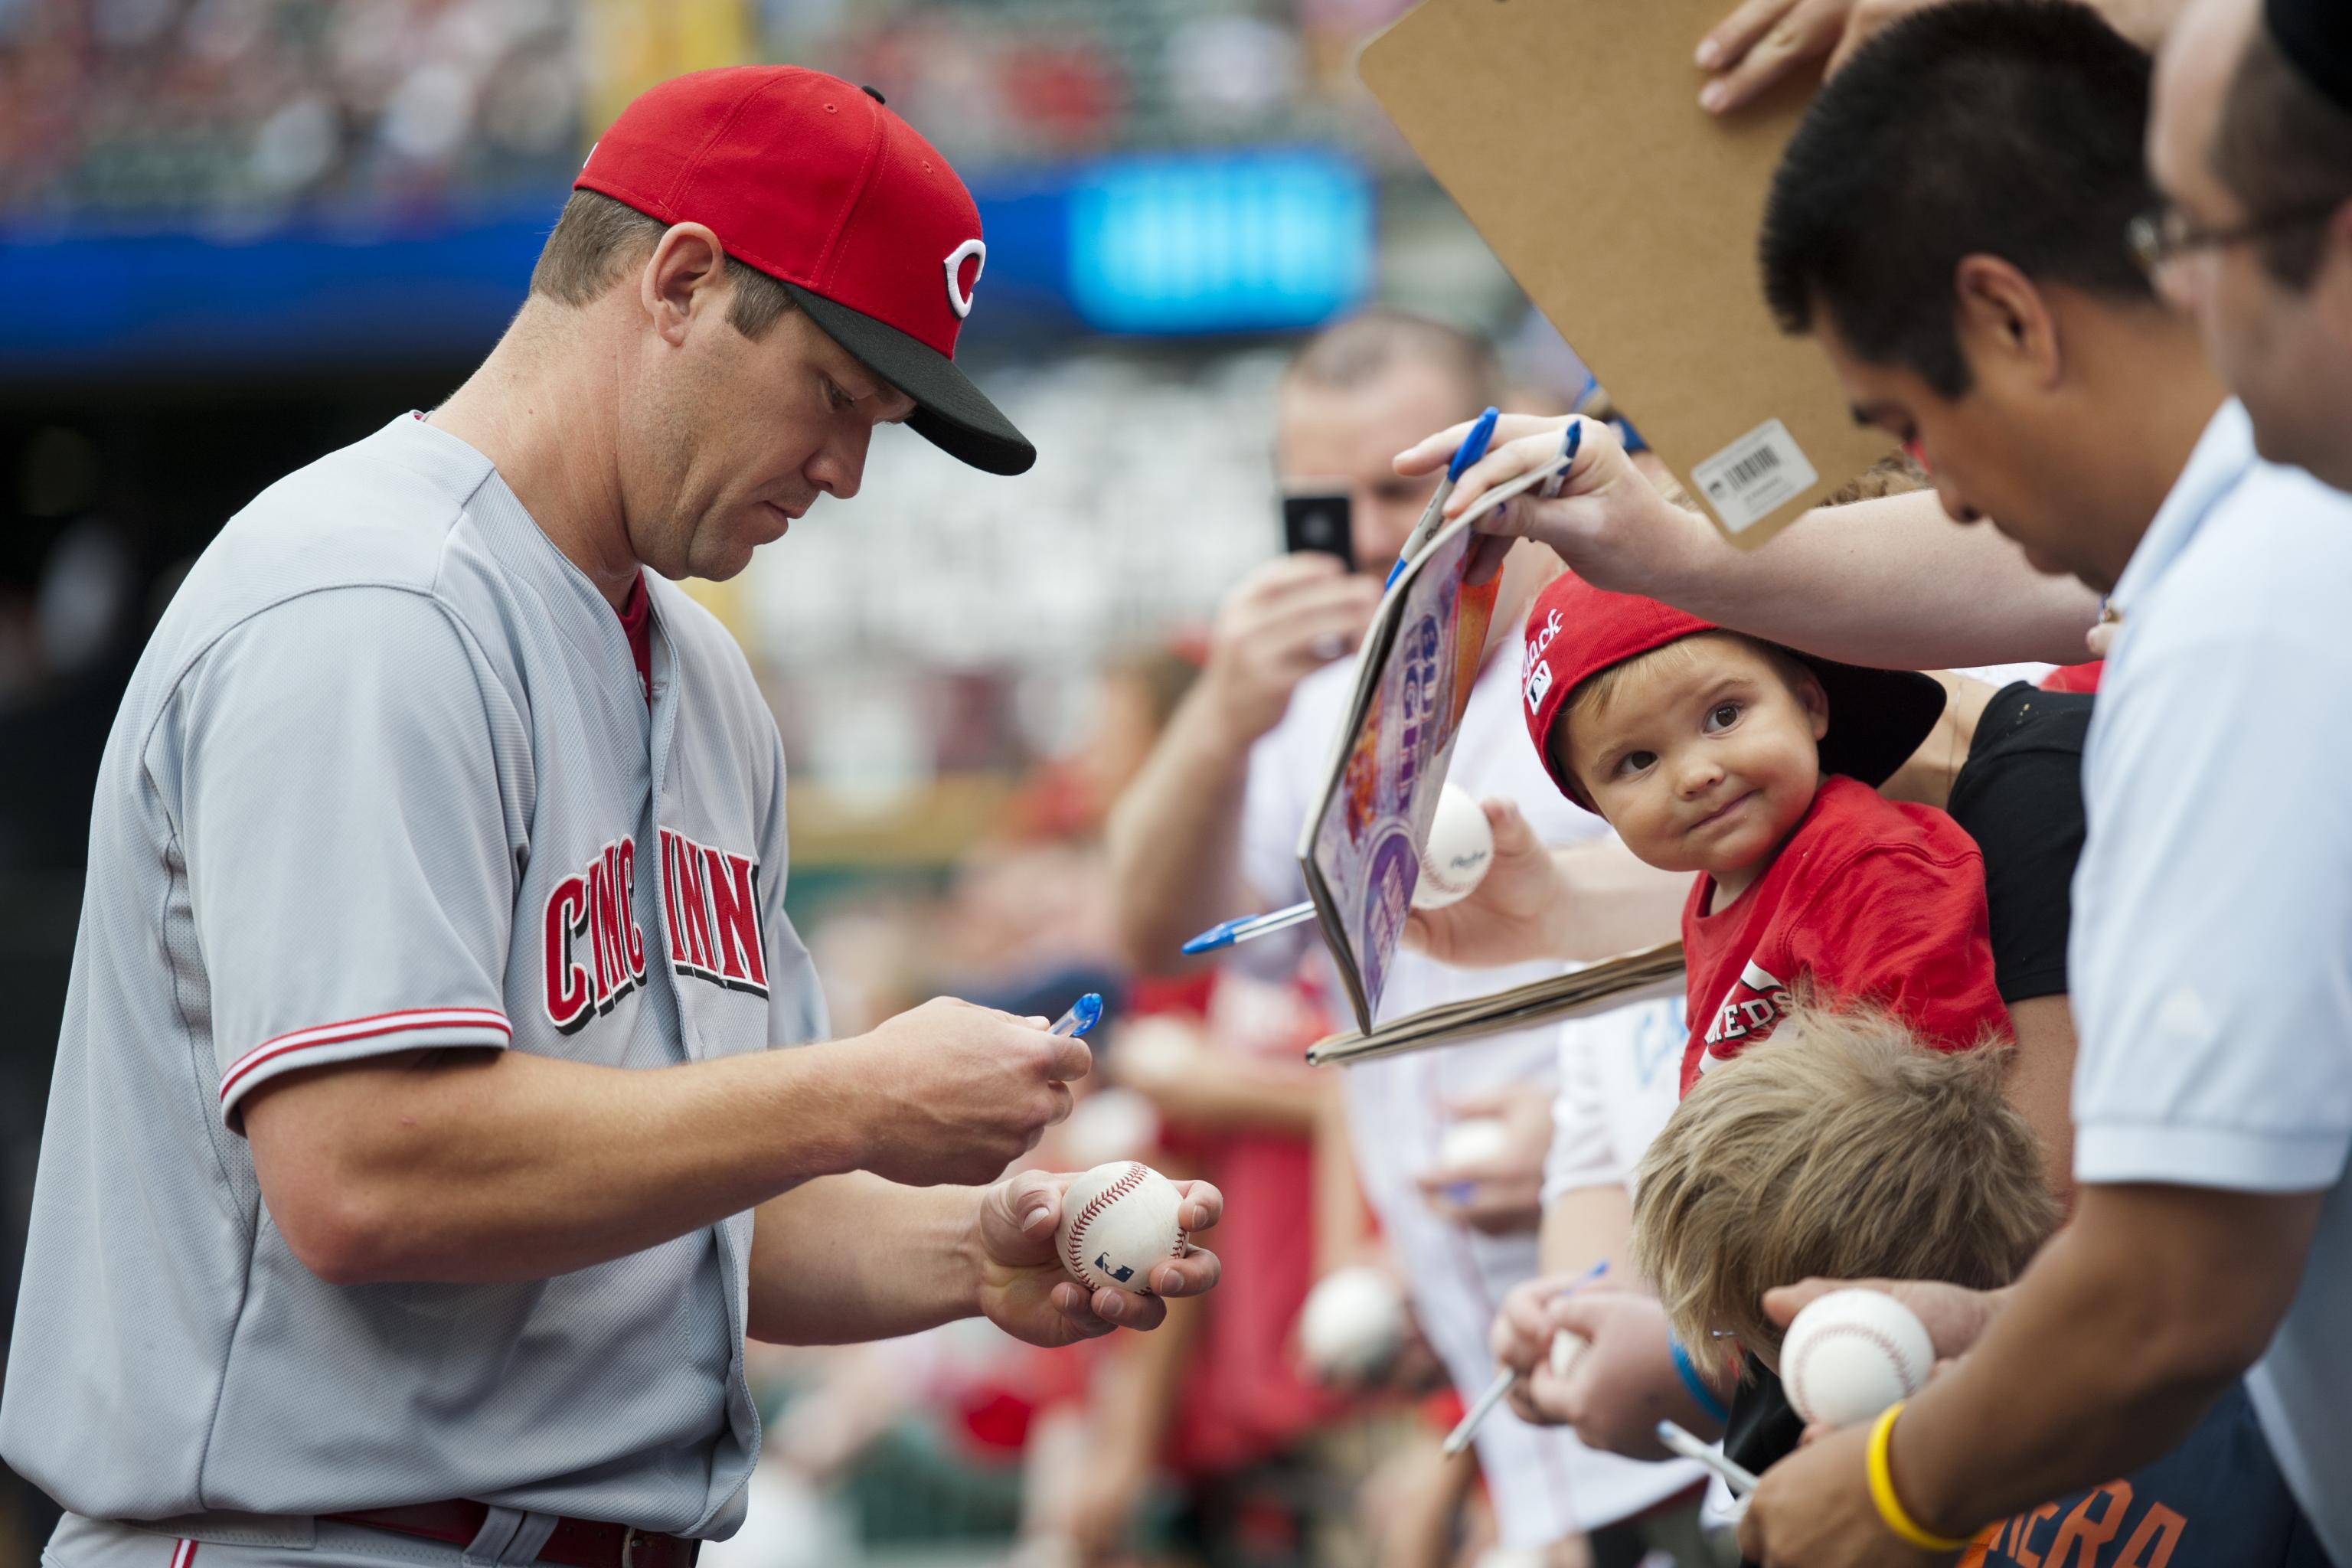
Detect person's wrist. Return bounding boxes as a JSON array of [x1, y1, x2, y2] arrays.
[[792, 1037, 888, 1180], [1869, 1402, 1973, 1551], [950, 1184, 997, 1316], [1184, 670, 1267, 763]]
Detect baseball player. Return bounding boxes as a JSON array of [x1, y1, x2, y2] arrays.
[[1, 68, 1220, 1568]]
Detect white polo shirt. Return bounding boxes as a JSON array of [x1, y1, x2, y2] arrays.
[[2069, 400, 2352, 1564]]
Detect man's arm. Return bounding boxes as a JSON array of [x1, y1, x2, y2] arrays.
[[243, 998, 1089, 1286], [1738, 1183, 2324, 1566], [1105, 554, 1379, 972], [1402, 417, 2102, 669], [746, 1168, 1223, 1348]]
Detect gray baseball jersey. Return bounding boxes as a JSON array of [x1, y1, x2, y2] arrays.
[[1, 413, 824, 1538]]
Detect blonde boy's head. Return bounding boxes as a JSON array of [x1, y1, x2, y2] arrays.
[[1630, 1001, 2056, 1364]]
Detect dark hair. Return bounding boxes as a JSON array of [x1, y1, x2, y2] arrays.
[[2214, 21, 2352, 288], [529, 189, 798, 338], [1284, 307, 1501, 408], [1759, 0, 2157, 396]]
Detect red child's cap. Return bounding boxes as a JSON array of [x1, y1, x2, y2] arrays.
[[577, 67, 1032, 475], [1519, 572, 1947, 808]]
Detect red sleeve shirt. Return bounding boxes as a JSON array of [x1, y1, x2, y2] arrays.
[[1679, 774, 2009, 1095]]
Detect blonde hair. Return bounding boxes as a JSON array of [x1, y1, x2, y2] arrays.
[[1630, 1001, 2056, 1359]]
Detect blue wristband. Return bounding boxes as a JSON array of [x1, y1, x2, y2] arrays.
[[1669, 1337, 1730, 1424]]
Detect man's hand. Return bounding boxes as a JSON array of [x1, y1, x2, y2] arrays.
[[1511, 1288, 1729, 1459], [1199, 554, 1382, 750], [846, 998, 1093, 1187], [1739, 1422, 1945, 1568], [1403, 799, 1572, 967], [1764, 1277, 2007, 1366], [1416, 1087, 1552, 1233], [971, 1169, 1223, 1348], [1396, 416, 1710, 603], [1694, 0, 1943, 114]]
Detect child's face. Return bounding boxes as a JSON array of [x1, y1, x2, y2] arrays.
[[1560, 634, 1829, 883]]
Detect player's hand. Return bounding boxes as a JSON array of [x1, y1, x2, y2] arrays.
[[1695, 0, 1942, 115], [1200, 554, 1382, 750], [1396, 416, 1711, 600], [1764, 1277, 2007, 1365], [1518, 1288, 1730, 1459], [1416, 1088, 1551, 1233], [972, 1168, 1223, 1348], [1740, 1420, 1954, 1568], [1403, 800, 1572, 967], [847, 998, 1093, 1187]]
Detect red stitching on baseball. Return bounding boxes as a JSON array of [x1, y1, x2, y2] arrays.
[[1789, 1321, 1922, 1419], [1064, 1164, 1150, 1279]]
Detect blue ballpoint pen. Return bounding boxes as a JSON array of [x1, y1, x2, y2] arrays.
[[1050, 993, 1104, 1037], [1386, 405, 1501, 590], [1180, 901, 1320, 957]]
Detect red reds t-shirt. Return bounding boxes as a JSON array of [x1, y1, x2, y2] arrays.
[[1679, 774, 2008, 1094]]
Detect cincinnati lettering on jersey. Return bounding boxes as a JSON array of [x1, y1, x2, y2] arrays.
[[544, 836, 648, 1034], [658, 827, 770, 1000], [1699, 957, 1792, 1074]]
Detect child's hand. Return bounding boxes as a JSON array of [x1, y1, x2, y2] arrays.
[[1402, 799, 1572, 967]]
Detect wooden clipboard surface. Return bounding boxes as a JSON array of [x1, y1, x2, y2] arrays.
[[1360, 0, 1894, 548]]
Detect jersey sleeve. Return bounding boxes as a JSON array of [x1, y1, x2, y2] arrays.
[[756, 725, 826, 1050], [2070, 634, 2352, 1193], [162, 588, 524, 1129], [1783, 836, 2010, 1054]]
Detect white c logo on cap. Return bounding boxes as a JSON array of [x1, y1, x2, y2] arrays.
[[943, 239, 986, 319]]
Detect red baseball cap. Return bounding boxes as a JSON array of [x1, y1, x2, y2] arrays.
[[577, 67, 1034, 475], [1520, 573, 1945, 808]]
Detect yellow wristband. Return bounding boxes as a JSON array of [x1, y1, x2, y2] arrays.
[[1867, 1402, 1971, 1553]]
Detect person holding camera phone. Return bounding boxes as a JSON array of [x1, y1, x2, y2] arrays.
[[1106, 311, 1704, 1561]]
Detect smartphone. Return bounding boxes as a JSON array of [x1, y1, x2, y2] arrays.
[[1282, 491, 1355, 571]]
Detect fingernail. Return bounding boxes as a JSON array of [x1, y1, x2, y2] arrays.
[[1099, 1292, 1124, 1320], [1182, 1205, 1203, 1229], [1700, 81, 1729, 111], [1155, 1268, 1180, 1294], [1695, 38, 1720, 67], [1022, 1204, 1054, 1233]]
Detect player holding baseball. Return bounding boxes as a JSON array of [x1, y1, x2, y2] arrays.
[[0, 67, 1220, 1568]]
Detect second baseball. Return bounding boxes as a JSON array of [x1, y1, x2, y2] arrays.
[[1413, 784, 1495, 910], [1057, 1161, 1187, 1295], [1779, 1288, 1935, 1428]]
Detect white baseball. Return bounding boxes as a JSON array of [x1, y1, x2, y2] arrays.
[[1436, 1114, 1512, 1171], [1779, 1289, 1936, 1428], [1057, 1161, 1187, 1295], [1413, 784, 1495, 910], [1548, 1327, 1589, 1380], [1298, 1265, 1408, 1379]]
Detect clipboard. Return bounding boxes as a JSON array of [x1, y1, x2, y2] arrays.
[[1358, 0, 1896, 549]]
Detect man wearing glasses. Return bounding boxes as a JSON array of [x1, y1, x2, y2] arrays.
[[2145, 0, 2352, 494]]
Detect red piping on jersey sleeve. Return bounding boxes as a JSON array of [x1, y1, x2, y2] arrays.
[[172, 1540, 198, 1567], [217, 1008, 512, 1102]]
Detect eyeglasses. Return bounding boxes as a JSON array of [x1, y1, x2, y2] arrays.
[[2127, 198, 2346, 276]]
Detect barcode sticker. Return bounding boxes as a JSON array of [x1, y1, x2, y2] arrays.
[[1691, 418, 1819, 534]]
